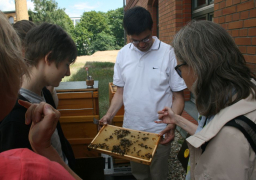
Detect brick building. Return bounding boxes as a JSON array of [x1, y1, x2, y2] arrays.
[[125, 0, 256, 129]]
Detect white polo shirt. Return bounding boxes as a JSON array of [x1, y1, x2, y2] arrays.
[[113, 36, 186, 134]]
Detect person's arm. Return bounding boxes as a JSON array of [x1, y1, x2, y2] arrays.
[[159, 91, 185, 144], [19, 100, 82, 180], [99, 87, 124, 125], [171, 91, 185, 115]]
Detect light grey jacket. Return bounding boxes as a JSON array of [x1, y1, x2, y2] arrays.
[[187, 89, 256, 179]]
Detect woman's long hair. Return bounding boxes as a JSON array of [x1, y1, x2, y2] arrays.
[[0, 11, 28, 93], [172, 20, 256, 116]]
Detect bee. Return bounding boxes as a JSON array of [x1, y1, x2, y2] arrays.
[[136, 150, 141, 156], [142, 137, 149, 141]]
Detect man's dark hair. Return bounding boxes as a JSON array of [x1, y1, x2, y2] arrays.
[[25, 22, 77, 67], [123, 6, 153, 35], [13, 20, 36, 47]]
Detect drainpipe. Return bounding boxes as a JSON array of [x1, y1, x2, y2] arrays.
[[123, 0, 126, 45]]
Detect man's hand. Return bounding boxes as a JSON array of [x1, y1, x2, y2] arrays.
[[19, 100, 60, 152], [98, 114, 112, 130], [159, 124, 175, 144]]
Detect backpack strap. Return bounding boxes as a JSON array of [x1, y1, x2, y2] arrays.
[[225, 115, 256, 154], [201, 115, 256, 154]]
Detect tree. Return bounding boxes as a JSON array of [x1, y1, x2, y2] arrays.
[[106, 7, 124, 48], [72, 8, 124, 55], [28, 0, 74, 35], [71, 25, 92, 55], [79, 11, 110, 41], [89, 32, 116, 54], [73, 11, 111, 55]]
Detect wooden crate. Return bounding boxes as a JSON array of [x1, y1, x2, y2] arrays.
[[109, 82, 124, 116], [56, 81, 100, 158], [58, 91, 99, 116]]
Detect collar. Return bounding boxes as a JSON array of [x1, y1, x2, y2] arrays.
[[129, 36, 161, 52], [187, 79, 256, 148]]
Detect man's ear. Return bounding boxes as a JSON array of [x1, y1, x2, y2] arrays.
[[44, 51, 52, 65]]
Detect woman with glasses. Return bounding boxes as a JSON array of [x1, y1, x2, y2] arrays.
[[157, 20, 256, 179]]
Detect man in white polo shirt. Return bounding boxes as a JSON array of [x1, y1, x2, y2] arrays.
[[100, 6, 186, 180]]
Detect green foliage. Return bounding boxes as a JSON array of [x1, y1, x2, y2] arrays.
[[107, 7, 124, 47], [85, 61, 115, 69], [71, 26, 92, 55], [73, 8, 124, 55], [67, 62, 115, 117], [28, 0, 74, 35], [89, 32, 116, 54], [79, 11, 110, 39], [28, 1, 124, 54]]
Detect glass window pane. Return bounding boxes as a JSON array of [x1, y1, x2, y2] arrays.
[[197, 0, 206, 7], [196, 16, 207, 20], [9, 16, 14, 24], [209, 14, 214, 21]]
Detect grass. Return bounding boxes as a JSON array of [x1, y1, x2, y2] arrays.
[[64, 61, 115, 118]]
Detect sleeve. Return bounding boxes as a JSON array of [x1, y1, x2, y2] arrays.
[[194, 126, 254, 179], [113, 50, 125, 87], [0, 112, 32, 152]]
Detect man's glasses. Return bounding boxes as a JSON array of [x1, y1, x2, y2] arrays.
[[175, 63, 186, 78], [131, 37, 151, 45]]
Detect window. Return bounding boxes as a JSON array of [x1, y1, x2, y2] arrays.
[[190, 0, 214, 103], [9, 16, 14, 24], [192, 0, 214, 20]]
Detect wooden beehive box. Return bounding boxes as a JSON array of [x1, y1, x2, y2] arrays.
[[56, 81, 100, 158], [109, 82, 124, 127], [59, 115, 100, 158], [88, 125, 161, 165]]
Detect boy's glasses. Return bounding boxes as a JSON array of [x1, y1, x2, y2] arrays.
[[132, 37, 151, 45], [175, 63, 186, 78]]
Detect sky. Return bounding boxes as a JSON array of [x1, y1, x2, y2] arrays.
[[0, 0, 124, 17]]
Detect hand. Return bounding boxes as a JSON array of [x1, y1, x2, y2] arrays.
[[159, 124, 176, 145], [98, 114, 112, 131], [156, 107, 176, 124], [19, 100, 60, 152]]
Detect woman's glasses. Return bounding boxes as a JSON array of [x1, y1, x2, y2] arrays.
[[175, 62, 186, 78]]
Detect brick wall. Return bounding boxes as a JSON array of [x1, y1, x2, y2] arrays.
[[158, 0, 191, 44], [214, 0, 256, 74]]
